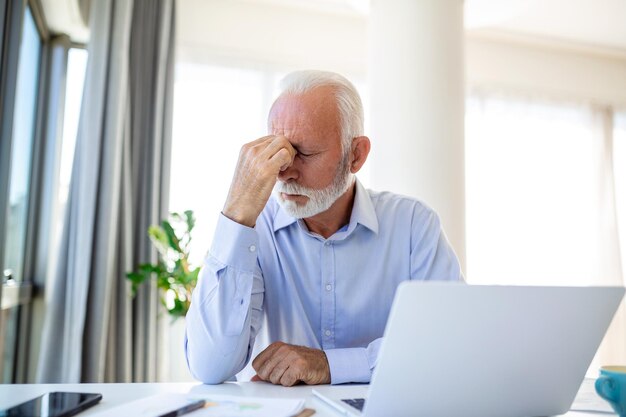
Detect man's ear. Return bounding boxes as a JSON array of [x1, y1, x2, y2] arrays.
[[350, 136, 371, 173]]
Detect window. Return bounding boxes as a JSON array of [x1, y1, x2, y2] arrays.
[[59, 48, 88, 206], [1, 4, 43, 384], [0, 0, 88, 383], [3, 6, 41, 284], [464, 95, 613, 285], [47, 47, 88, 279], [465, 95, 626, 371], [169, 63, 270, 265]]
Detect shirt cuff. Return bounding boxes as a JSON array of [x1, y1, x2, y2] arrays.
[[324, 347, 372, 384], [209, 213, 259, 273]]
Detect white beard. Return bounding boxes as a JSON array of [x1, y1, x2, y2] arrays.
[[274, 154, 353, 219]]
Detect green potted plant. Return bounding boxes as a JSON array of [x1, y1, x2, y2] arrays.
[[127, 210, 200, 319]]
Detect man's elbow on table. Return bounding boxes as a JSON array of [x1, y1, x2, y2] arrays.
[[186, 352, 239, 384], [190, 367, 231, 385], [184, 336, 242, 384]]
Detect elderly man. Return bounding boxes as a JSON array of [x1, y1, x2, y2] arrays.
[[185, 70, 463, 387]]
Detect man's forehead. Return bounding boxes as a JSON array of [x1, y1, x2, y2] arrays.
[[271, 87, 337, 115], [268, 124, 315, 150], [269, 115, 338, 148], [269, 90, 339, 128]]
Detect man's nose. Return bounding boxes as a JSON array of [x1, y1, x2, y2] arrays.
[[277, 161, 298, 182]]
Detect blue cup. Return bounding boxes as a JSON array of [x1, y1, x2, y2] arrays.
[[596, 366, 626, 417]]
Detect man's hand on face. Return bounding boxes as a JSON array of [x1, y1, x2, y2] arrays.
[[223, 135, 296, 227], [251, 342, 331, 387]]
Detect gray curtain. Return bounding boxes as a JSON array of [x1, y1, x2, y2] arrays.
[[37, 0, 175, 383]]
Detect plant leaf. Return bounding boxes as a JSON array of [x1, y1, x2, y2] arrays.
[[161, 220, 182, 253], [185, 267, 201, 285], [184, 210, 195, 232], [169, 298, 186, 317], [138, 263, 162, 274], [147, 225, 170, 258], [126, 210, 200, 318]]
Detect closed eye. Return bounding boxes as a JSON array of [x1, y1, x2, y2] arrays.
[[293, 145, 322, 158]]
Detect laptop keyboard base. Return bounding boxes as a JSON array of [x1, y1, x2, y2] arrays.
[[341, 398, 366, 411]]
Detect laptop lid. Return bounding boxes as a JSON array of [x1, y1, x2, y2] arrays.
[[315, 283, 625, 417]]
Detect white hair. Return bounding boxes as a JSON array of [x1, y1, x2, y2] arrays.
[[277, 70, 364, 152]]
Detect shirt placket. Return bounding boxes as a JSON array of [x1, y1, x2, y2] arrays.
[[320, 239, 336, 349]]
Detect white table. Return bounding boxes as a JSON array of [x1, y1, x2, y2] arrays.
[[0, 379, 614, 416], [0, 382, 339, 416]]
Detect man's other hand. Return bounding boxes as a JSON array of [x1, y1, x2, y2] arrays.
[[251, 342, 331, 386], [223, 135, 296, 228]]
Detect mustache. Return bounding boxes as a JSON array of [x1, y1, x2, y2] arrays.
[[274, 181, 315, 198]]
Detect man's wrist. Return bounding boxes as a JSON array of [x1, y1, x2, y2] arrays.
[[222, 205, 258, 228], [324, 347, 372, 385], [210, 214, 259, 271], [320, 349, 331, 384]]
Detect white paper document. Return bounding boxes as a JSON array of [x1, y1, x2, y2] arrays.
[[569, 378, 616, 414], [91, 393, 305, 417]]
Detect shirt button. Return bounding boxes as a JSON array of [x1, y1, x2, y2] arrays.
[[325, 284, 332, 291], [324, 241, 331, 247], [325, 330, 331, 337], [248, 245, 256, 252]]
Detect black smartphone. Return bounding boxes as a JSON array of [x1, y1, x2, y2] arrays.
[[0, 392, 102, 417]]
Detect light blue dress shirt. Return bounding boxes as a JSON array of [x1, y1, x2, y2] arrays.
[[184, 179, 463, 385]]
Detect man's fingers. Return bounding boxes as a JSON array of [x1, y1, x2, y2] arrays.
[[252, 342, 284, 373], [260, 136, 295, 168], [268, 360, 290, 385], [242, 136, 294, 179], [256, 344, 291, 381], [249, 135, 291, 158], [241, 135, 287, 162], [251, 343, 276, 371], [222, 135, 295, 227], [280, 366, 300, 387], [243, 135, 275, 149], [252, 343, 330, 386], [250, 374, 263, 382], [268, 147, 294, 173]]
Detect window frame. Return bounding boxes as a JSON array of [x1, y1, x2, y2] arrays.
[[0, 0, 54, 383], [16, 0, 51, 384], [0, 1, 24, 275]]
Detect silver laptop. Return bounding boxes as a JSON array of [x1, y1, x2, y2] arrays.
[[313, 282, 625, 417]]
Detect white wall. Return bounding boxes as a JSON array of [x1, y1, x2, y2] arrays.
[[466, 31, 626, 107], [178, 1, 626, 106], [177, 0, 367, 76]]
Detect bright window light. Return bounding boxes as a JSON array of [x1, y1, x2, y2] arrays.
[[614, 111, 626, 270], [59, 48, 88, 205], [465, 96, 599, 285], [169, 63, 269, 266]]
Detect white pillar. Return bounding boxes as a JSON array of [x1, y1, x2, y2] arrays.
[[368, 0, 466, 272]]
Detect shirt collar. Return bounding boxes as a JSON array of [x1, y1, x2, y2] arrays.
[[272, 178, 379, 235], [349, 178, 379, 234], [273, 197, 298, 232]]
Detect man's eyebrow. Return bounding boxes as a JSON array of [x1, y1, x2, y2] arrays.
[[292, 144, 320, 154]]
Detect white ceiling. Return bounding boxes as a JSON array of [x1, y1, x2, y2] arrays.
[[244, 0, 626, 52], [472, 0, 626, 51], [42, 0, 626, 51]]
